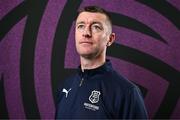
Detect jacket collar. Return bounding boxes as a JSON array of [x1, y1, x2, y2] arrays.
[[77, 59, 113, 77]]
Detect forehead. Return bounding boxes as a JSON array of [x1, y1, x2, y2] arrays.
[[76, 12, 107, 24]]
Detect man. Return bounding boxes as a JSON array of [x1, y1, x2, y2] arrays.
[[56, 6, 148, 119]]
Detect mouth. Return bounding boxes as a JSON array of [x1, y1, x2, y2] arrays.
[[79, 41, 93, 45]]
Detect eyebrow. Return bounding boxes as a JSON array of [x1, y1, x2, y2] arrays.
[[91, 21, 102, 26], [76, 21, 102, 26], [76, 21, 85, 25]]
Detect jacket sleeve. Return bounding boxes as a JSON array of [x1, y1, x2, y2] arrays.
[[121, 86, 148, 119]]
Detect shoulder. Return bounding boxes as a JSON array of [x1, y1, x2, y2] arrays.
[[102, 69, 137, 93]]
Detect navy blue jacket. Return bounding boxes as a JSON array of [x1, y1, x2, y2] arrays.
[[56, 60, 148, 119]]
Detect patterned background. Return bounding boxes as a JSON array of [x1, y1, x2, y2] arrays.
[[0, 0, 180, 119]]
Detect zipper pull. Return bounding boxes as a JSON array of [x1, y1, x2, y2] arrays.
[[79, 78, 84, 87]]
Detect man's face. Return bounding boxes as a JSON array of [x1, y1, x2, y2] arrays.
[[75, 12, 111, 59]]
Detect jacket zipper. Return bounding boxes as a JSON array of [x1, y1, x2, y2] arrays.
[[79, 78, 84, 87]]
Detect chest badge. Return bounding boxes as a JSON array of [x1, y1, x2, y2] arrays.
[[89, 90, 101, 104]]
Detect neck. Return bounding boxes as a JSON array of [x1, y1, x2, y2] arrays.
[[80, 54, 106, 71]]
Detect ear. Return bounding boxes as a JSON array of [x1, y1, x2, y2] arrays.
[[107, 33, 115, 47]]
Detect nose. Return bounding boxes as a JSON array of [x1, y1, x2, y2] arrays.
[[82, 26, 92, 38]]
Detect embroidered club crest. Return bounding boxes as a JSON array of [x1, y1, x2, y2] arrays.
[[89, 90, 101, 104]]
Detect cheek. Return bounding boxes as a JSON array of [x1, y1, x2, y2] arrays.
[[75, 31, 80, 42], [95, 35, 108, 46]]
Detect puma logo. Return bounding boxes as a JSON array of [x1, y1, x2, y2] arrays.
[[62, 88, 72, 98]]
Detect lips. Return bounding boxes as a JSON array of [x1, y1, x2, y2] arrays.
[[79, 41, 93, 45]]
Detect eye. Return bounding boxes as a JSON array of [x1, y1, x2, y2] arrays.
[[91, 24, 103, 32], [76, 24, 85, 32], [77, 24, 85, 29], [92, 25, 101, 29]]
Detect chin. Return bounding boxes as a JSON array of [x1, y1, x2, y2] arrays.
[[77, 49, 93, 55], [79, 52, 96, 59]]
